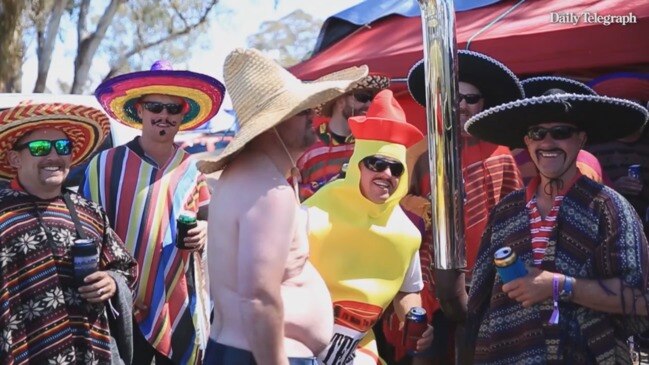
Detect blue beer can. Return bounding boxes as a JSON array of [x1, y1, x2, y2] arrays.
[[72, 239, 98, 286], [629, 164, 641, 180], [494, 246, 527, 284]]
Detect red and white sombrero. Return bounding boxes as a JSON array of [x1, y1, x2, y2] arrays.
[[0, 102, 110, 180], [95, 60, 225, 131]]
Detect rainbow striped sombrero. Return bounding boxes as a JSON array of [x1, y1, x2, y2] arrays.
[[0, 102, 110, 180], [95, 60, 225, 131]]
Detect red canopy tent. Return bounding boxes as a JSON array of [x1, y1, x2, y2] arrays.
[[290, 0, 649, 132]]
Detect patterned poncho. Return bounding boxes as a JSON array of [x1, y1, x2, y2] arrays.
[[467, 176, 649, 364], [80, 137, 211, 364], [0, 181, 137, 364]]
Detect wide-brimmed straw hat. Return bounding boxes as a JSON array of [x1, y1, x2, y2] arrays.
[[197, 48, 368, 174], [95, 60, 225, 131], [317, 72, 390, 117], [0, 102, 110, 180], [588, 72, 649, 103], [465, 93, 648, 148], [522, 76, 596, 97], [408, 50, 524, 108]]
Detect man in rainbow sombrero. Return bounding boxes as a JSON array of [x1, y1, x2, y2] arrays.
[[0, 102, 137, 364], [297, 73, 390, 201], [81, 61, 225, 364], [464, 85, 649, 363], [305, 89, 433, 365]]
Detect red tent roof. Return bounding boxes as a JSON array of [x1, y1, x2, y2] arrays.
[[291, 0, 649, 81]]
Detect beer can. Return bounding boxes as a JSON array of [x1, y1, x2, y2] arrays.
[[494, 246, 527, 284], [71, 238, 98, 286], [403, 307, 427, 354], [176, 212, 198, 249], [629, 164, 641, 180]]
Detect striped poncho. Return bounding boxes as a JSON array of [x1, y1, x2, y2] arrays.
[[467, 176, 649, 364], [80, 137, 211, 364]]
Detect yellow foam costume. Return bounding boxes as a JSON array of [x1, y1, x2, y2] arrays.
[[305, 90, 424, 365]]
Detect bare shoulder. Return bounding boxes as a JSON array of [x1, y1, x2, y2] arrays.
[[217, 152, 297, 215]]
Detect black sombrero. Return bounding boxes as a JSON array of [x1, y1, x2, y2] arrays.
[[522, 76, 596, 97], [407, 50, 524, 108], [465, 93, 648, 148]]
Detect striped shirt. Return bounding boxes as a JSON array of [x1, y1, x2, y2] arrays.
[[0, 180, 137, 365], [297, 123, 355, 201], [80, 137, 210, 364]]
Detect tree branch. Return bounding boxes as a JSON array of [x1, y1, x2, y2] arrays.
[[103, 0, 218, 82], [71, 0, 125, 93], [77, 0, 90, 45], [34, 0, 68, 92]]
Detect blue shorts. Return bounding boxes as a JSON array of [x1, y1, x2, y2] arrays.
[[204, 339, 318, 365]]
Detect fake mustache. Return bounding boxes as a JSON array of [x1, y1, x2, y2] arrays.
[[151, 118, 178, 127]]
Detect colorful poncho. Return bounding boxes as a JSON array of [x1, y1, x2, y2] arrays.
[[0, 181, 137, 364], [297, 122, 355, 201], [80, 137, 211, 364], [467, 175, 649, 364]]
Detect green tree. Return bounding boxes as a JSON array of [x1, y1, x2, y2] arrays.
[[1, 0, 219, 94], [247, 9, 322, 67]]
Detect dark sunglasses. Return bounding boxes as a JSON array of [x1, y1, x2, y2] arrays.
[[13, 139, 72, 157], [458, 93, 482, 105], [361, 156, 405, 177], [526, 125, 580, 141], [296, 108, 314, 117], [141, 101, 184, 115], [352, 92, 375, 104]]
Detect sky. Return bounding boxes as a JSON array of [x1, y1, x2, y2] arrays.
[[21, 0, 363, 131]]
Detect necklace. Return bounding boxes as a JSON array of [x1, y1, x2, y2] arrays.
[[273, 128, 301, 202]]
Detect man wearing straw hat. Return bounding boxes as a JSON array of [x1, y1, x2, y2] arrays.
[[0, 102, 137, 364], [197, 48, 367, 364], [297, 73, 390, 201], [464, 87, 649, 363], [81, 61, 225, 364]]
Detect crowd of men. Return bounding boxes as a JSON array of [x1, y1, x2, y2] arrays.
[[0, 46, 647, 365]]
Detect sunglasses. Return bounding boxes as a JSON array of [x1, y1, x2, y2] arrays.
[[352, 92, 375, 104], [458, 93, 482, 105], [13, 139, 72, 157], [141, 101, 184, 115], [526, 125, 580, 141], [296, 108, 314, 117], [361, 156, 405, 177]]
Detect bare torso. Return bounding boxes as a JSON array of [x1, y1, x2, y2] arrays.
[[207, 151, 333, 358]]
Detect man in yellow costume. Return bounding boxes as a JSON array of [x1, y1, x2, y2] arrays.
[[305, 90, 433, 365]]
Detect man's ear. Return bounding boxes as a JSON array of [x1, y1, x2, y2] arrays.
[[7, 150, 21, 169], [135, 102, 144, 120], [579, 132, 587, 149], [523, 135, 531, 147]]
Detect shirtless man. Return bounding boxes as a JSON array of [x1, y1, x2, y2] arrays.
[[197, 48, 367, 364]]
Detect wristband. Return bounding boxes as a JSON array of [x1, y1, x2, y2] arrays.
[[549, 274, 560, 325], [560, 275, 575, 302]]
